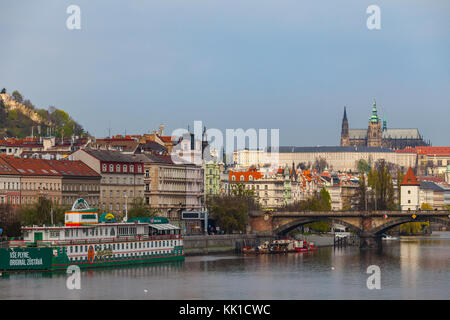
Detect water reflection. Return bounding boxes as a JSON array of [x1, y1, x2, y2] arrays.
[[0, 232, 449, 299]]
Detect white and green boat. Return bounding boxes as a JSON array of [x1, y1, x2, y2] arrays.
[[0, 199, 184, 272]]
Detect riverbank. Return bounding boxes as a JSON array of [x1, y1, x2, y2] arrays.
[[183, 234, 258, 256], [183, 233, 336, 256]]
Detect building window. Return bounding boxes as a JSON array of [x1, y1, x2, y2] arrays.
[[102, 164, 107, 172], [408, 190, 411, 194], [116, 164, 121, 172], [137, 166, 142, 173], [123, 165, 127, 172], [145, 169, 150, 178]]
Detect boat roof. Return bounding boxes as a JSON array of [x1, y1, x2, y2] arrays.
[[149, 223, 179, 230]]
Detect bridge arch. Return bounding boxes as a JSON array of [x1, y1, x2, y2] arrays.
[[273, 217, 362, 236], [371, 217, 450, 235]]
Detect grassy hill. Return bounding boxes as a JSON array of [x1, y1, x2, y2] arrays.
[[0, 89, 89, 139]]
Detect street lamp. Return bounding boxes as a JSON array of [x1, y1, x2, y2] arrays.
[[124, 193, 128, 222]]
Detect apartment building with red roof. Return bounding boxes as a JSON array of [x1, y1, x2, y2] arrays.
[[70, 149, 145, 217], [396, 146, 450, 176], [0, 157, 21, 207], [0, 157, 101, 208], [0, 136, 89, 158]]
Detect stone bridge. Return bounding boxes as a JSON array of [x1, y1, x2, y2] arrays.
[[248, 210, 450, 249]]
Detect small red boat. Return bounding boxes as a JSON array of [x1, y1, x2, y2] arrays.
[[294, 240, 316, 252]]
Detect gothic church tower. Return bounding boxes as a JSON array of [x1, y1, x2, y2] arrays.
[[340, 107, 350, 146], [367, 99, 382, 147]]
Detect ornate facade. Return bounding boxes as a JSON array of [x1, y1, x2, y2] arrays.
[[340, 100, 429, 149]]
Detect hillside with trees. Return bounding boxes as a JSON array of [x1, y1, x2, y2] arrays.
[[0, 88, 88, 138]]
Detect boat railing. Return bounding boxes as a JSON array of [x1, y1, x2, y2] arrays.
[[8, 234, 182, 247]]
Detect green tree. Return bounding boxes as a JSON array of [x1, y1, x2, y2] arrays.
[[356, 173, 368, 210], [421, 203, 433, 210], [357, 159, 370, 173], [280, 188, 332, 233], [17, 198, 67, 226], [319, 188, 331, 210], [126, 197, 159, 219], [396, 169, 405, 208], [230, 183, 255, 197], [400, 221, 429, 235], [23, 99, 35, 110], [206, 188, 258, 233], [12, 90, 23, 103], [367, 160, 396, 210]]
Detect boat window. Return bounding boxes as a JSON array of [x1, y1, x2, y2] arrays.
[[110, 228, 115, 236], [75, 246, 78, 253]]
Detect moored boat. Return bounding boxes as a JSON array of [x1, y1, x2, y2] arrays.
[[0, 198, 184, 272], [242, 238, 316, 254]]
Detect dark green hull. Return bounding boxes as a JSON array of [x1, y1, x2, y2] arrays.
[[0, 247, 185, 272]]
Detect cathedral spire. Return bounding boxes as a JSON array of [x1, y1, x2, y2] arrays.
[[369, 98, 380, 123], [340, 106, 349, 146]]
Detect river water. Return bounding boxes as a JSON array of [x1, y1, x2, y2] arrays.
[[1, 232, 449, 300]]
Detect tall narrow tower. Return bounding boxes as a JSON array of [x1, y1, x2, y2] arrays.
[[400, 167, 420, 211], [340, 106, 350, 146], [367, 99, 382, 147]]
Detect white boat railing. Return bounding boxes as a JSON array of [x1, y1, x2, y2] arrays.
[[8, 234, 182, 247]]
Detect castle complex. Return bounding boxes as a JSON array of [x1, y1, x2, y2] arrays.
[[340, 100, 429, 149]]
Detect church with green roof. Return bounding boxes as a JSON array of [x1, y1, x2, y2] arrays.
[[340, 99, 430, 149]]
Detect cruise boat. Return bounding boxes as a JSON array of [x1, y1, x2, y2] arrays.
[[0, 199, 184, 272]]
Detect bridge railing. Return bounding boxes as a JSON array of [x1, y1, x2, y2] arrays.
[[250, 210, 450, 216]]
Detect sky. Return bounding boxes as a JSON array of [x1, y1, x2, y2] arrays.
[[1, 0, 449, 147]]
